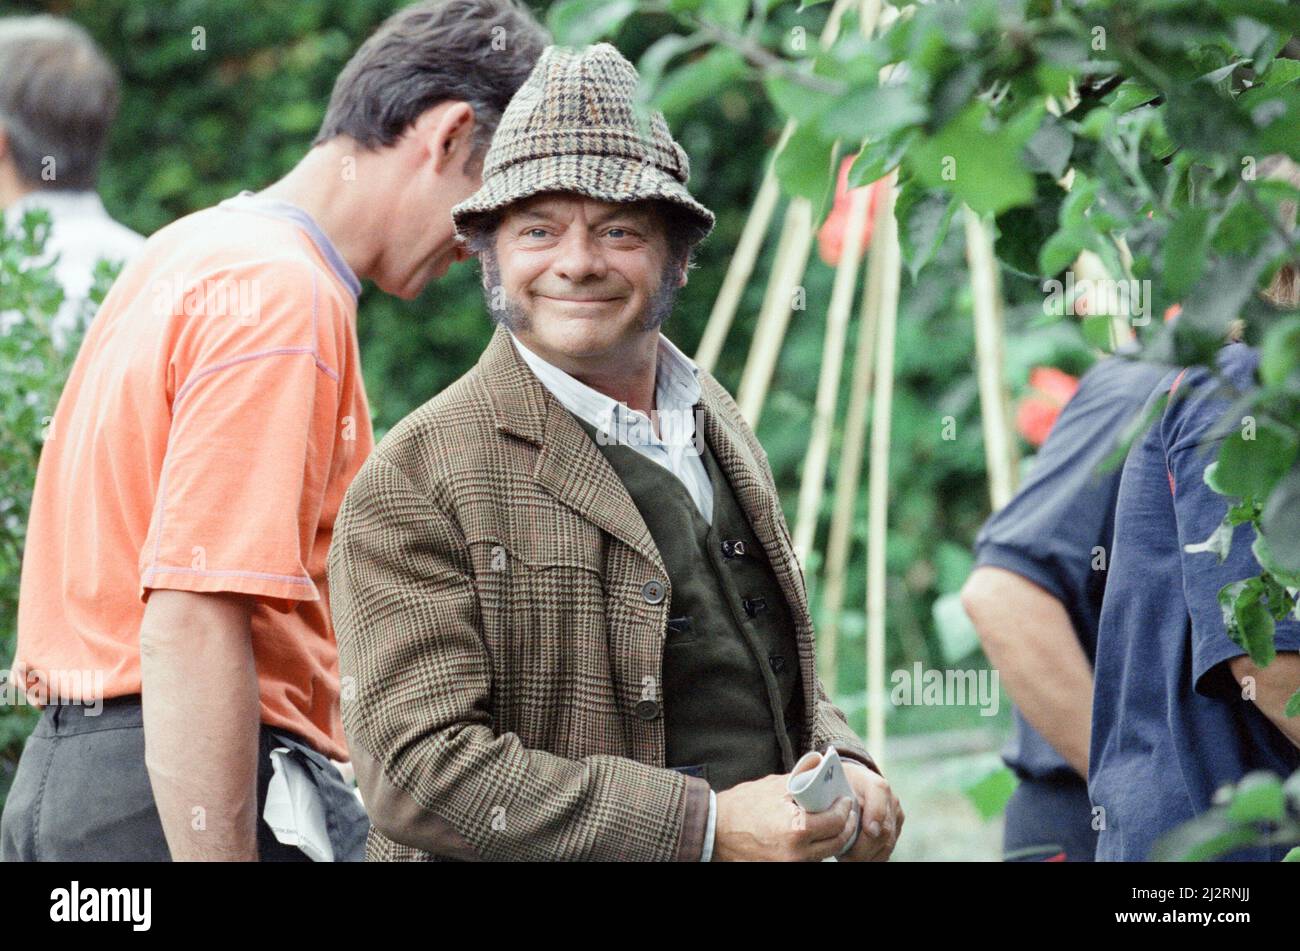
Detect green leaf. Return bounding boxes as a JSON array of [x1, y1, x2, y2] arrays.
[[701, 0, 748, 28], [1151, 809, 1260, 862], [1164, 87, 1256, 156], [1252, 533, 1300, 587], [932, 591, 980, 663], [1038, 226, 1086, 276], [652, 47, 748, 118], [1081, 314, 1117, 350], [1259, 316, 1300, 389], [1249, 84, 1300, 158], [897, 189, 956, 281], [1261, 58, 1300, 88], [819, 83, 928, 142], [1218, 578, 1277, 667], [1164, 207, 1212, 298], [763, 72, 838, 126], [962, 766, 1017, 821], [1212, 0, 1300, 34], [995, 180, 1064, 278], [1226, 772, 1286, 825], [904, 103, 1037, 215], [546, 0, 636, 47], [847, 132, 915, 187], [1108, 78, 1160, 113], [1262, 466, 1300, 573], [1212, 198, 1272, 257], [636, 34, 700, 99], [1022, 116, 1073, 179], [1214, 420, 1300, 502], [774, 124, 836, 211]]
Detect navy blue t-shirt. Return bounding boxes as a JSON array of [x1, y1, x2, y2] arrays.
[[975, 356, 1167, 782], [1090, 343, 1300, 861]]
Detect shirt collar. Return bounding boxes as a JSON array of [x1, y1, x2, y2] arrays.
[[218, 190, 361, 299], [509, 331, 702, 445], [8, 189, 109, 223]]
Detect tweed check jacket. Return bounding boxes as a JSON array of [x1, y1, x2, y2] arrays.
[[327, 325, 878, 861]]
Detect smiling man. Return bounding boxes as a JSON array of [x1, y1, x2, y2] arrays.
[[327, 43, 902, 862], [1, 0, 548, 862]]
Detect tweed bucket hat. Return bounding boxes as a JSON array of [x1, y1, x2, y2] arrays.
[[451, 43, 715, 242]]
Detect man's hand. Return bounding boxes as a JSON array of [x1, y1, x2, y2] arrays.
[[713, 772, 858, 861], [838, 760, 903, 862]]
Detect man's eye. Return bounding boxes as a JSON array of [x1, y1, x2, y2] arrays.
[[606, 228, 630, 239], [526, 228, 549, 239]]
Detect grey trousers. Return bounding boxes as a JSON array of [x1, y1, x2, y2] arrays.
[[0, 696, 368, 861]]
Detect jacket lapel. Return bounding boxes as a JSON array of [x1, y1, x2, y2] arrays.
[[478, 326, 665, 575], [478, 324, 809, 636], [699, 389, 818, 740]]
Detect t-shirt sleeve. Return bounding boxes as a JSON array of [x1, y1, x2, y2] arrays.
[[1165, 351, 1300, 699], [974, 360, 1159, 610], [139, 261, 346, 603]]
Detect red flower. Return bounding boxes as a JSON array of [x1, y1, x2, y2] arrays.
[[1016, 366, 1080, 447], [817, 156, 885, 266]]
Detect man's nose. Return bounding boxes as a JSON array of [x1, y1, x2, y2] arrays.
[[552, 230, 606, 283]]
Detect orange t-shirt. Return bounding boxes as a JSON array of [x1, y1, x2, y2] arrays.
[[14, 192, 374, 760]]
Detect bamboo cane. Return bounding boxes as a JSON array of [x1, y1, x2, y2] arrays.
[[963, 204, 1020, 510], [792, 185, 872, 567], [816, 197, 887, 685], [693, 0, 862, 373], [695, 162, 783, 373], [864, 178, 901, 767], [735, 198, 815, 426]]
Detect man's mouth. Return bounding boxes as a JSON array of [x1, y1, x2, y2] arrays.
[[536, 294, 623, 304]]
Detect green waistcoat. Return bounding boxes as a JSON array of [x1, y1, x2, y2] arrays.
[[576, 417, 805, 792]]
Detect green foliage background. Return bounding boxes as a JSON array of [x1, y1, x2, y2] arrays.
[[1, 0, 1058, 800]]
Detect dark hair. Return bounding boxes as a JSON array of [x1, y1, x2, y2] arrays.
[[314, 0, 549, 159], [0, 15, 121, 191]]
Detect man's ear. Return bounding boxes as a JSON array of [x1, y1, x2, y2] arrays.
[[423, 101, 476, 174]]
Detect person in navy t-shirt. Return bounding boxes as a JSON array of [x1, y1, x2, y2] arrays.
[[1090, 342, 1300, 861], [964, 354, 1166, 861]]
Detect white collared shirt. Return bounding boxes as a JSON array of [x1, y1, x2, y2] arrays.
[[510, 331, 714, 525], [4, 190, 145, 351]]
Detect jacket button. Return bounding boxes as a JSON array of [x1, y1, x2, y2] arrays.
[[634, 699, 661, 720], [769, 653, 786, 671], [642, 580, 666, 604], [743, 596, 768, 618]]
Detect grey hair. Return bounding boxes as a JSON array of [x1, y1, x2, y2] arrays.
[[313, 0, 549, 161], [0, 15, 120, 191]]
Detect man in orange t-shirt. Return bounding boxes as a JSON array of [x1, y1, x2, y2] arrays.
[[0, 0, 547, 862]]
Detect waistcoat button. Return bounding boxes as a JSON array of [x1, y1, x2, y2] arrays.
[[721, 539, 746, 558], [642, 580, 666, 604]]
